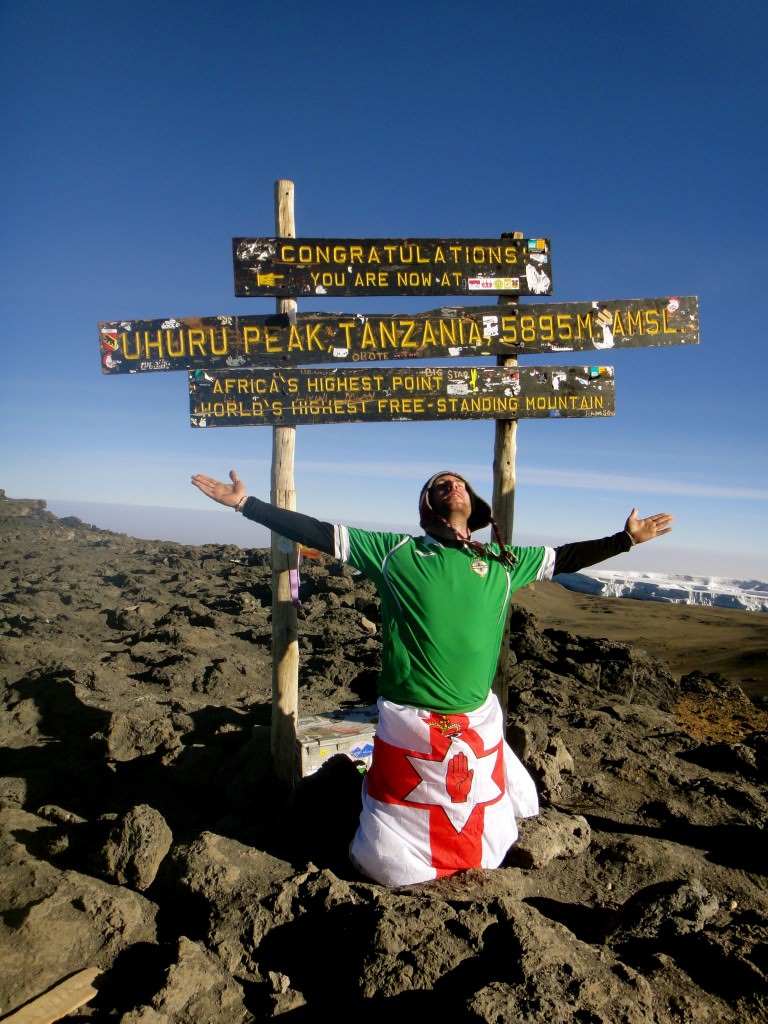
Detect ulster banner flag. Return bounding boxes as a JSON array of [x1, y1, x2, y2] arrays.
[[349, 693, 539, 886]]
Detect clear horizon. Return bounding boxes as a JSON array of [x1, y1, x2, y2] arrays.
[[37, 495, 767, 583]]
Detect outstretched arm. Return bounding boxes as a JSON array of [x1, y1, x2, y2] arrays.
[[191, 470, 336, 554], [552, 508, 674, 576]]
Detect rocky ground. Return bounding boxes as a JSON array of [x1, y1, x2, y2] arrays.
[[1, 490, 766, 1022]]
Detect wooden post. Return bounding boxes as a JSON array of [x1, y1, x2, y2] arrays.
[[270, 179, 299, 788], [491, 231, 523, 725]]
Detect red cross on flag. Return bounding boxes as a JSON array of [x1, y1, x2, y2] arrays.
[[349, 694, 539, 886]]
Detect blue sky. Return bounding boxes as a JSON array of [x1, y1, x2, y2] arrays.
[[1, 0, 766, 579]]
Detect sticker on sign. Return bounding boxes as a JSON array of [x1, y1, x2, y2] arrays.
[[467, 277, 520, 291]]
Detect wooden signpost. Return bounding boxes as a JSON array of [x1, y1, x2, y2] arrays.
[[99, 296, 699, 374], [100, 179, 698, 787], [233, 236, 553, 297], [269, 181, 299, 788], [188, 364, 614, 427]]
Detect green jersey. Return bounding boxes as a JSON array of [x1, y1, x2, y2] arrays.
[[335, 527, 553, 714]]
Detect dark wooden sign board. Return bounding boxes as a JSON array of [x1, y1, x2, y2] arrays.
[[232, 236, 553, 297], [188, 364, 614, 427], [100, 295, 698, 373]]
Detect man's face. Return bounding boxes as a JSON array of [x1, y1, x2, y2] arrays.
[[429, 474, 472, 518]]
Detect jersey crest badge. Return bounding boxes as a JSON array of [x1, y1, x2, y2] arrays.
[[470, 558, 489, 577]]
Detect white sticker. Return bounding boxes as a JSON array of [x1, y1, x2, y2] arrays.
[[525, 265, 551, 295], [482, 315, 499, 338]]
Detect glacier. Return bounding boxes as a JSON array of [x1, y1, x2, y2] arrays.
[[553, 571, 768, 612]]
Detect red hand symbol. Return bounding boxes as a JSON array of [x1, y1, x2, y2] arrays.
[[446, 751, 474, 803]]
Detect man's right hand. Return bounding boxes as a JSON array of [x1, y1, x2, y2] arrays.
[[191, 469, 247, 509]]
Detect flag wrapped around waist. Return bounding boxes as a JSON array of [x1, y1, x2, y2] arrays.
[[349, 692, 539, 886]]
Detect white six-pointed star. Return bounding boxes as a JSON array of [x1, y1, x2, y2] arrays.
[[405, 737, 502, 833]]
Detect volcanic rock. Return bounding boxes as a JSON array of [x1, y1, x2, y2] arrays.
[[0, 491, 766, 1022]]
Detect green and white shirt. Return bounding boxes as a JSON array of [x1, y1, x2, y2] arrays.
[[335, 527, 555, 714]]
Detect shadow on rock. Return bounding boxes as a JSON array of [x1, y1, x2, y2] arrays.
[[286, 754, 365, 878], [2, 673, 113, 815], [587, 813, 768, 875]]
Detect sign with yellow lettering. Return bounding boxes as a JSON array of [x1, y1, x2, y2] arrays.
[[188, 365, 614, 427], [232, 237, 553, 297], [100, 296, 697, 373]]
